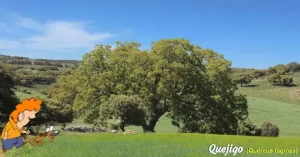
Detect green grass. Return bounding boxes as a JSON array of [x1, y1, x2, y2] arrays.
[[6, 72, 300, 157], [3, 133, 300, 157], [65, 97, 300, 137], [13, 75, 300, 137], [247, 97, 300, 137], [14, 85, 48, 100]]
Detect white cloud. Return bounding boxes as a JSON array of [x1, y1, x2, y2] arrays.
[[25, 21, 116, 51], [19, 18, 44, 31], [0, 9, 118, 53]]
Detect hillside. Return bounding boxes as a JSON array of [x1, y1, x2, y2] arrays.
[[0, 54, 80, 68], [237, 72, 300, 105]]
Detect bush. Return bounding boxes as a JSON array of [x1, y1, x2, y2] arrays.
[[268, 73, 281, 85], [261, 122, 279, 137], [19, 88, 31, 94], [281, 76, 293, 86], [107, 118, 121, 131], [268, 74, 293, 86], [40, 90, 48, 95], [268, 67, 277, 75], [253, 70, 267, 79], [237, 119, 262, 136]]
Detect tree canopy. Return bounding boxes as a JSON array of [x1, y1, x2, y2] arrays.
[[287, 62, 300, 73], [267, 73, 293, 86], [51, 39, 249, 134], [268, 64, 290, 75], [232, 73, 253, 87]]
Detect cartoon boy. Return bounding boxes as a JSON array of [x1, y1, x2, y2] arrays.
[[1, 98, 42, 152]]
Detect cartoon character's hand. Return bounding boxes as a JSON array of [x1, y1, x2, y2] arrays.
[[26, 130, 30, 134], [3, 136, 7, 140]]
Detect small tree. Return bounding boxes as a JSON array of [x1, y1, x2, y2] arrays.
[[261, 122, 279, 137], [272, 64, 290, 75], [253, 70, 265, 79], [268, 67, 277, 75], [287, 62, 300, 73], [281, 75, 293, 86], [232, 73, 252, 87], [268, 73, 281, 85]]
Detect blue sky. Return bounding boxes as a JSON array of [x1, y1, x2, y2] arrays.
[[0, 0, 299, 69]]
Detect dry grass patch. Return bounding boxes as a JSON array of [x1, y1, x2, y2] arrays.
[[289, 88, 300, 100]]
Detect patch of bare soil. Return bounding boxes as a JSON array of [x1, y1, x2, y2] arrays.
[[289, 88, 300, 100], [0, 152, 5, 157]]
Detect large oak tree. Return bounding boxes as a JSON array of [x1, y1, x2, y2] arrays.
[[53, 39, 248, 134]]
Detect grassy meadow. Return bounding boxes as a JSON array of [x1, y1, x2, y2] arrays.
[[2, 66, 300, 156], [237, 72, 300, 105], [4, 133, 300, 157]]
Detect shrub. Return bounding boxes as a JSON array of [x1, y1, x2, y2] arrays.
[[268, 67, 277, 75], [253, 70, 267, 79], [20, 88, 31, 94], [286, 76, 294, 86], [107, 118, 121, 131], [40, 90, 48, 95], [268, 74, 281, 85], [261, 122, 279, 137], [237, 119, 262, 136], [268, 74, 293, 86]]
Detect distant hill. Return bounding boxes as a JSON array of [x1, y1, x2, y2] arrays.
[[0, 54, 81, 66]]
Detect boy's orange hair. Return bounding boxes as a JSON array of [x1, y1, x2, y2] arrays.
[[10, 98, 42, 123]]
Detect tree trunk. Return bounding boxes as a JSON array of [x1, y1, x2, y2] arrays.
[[142, 113, 164, 133], [120, 123, 125, 132], [240, 83, 243, 87]]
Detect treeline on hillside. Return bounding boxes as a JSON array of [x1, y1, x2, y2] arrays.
[[267, 63, 299, 86], [231, 62, 300, 87], [0, 62, 72, 128], [0, 54, 29, 60], [0, 39, 281, 137], [0, 54, 80, 68], [14, 67, 71, 86], [232, 68, 267, 87]]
